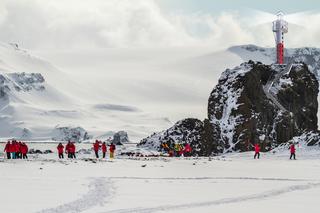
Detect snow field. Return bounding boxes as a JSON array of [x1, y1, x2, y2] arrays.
[[1, 147, 320, 213]]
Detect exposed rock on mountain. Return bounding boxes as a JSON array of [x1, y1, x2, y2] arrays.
[[112, 131, 130, 145], [51, 126, 92, 142], [208, 61, 318, 152], [139, 61, 319, 155], [0, 72, 45, 99], [138, 118, 203, 155]]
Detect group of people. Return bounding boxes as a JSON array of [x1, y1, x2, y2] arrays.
[[253, 143, 296, 160], [3, 140, 29, 159], [161, 142, 192, 157], [56, 141, 77, 159], [3, 138, 298, 160], [93, 140, 116, 159], [56, 140, 116, 159]]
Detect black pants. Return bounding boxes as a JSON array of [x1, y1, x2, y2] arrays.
[[22, 154, 28, 159], [59, 153, 64, 159], [6, 152, 11, 159], [70, 153, 76, 159], [254, 152, 260, 159], [103, 152, 106, 158], [95, 151, 99, 158], [290, 153, 296, 160], [67, 153, 71, 158]]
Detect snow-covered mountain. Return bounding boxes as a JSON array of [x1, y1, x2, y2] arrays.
[[0, 43, 172, 141], [2, 42, 320, 143]]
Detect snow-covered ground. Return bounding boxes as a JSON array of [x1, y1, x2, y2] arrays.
[[1, 143, 320, 213]]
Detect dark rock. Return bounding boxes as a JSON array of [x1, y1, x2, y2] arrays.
[[43, 150, 53, 154], [139, 61, 318, 156], [28, 149, 42, 154], [207, 62, 318, 153], [112, 131, 129, 145], [52, 126, 92, 142], [138, 118, 203, 155]]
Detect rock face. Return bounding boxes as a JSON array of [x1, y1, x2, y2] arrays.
[[112, 131, 129, 145], [52, 126, 92, 142], [138, 61, 319, 155], [0, 72, 45, 97], [138, 118, 203, 155], [208, 61, 318, 152]]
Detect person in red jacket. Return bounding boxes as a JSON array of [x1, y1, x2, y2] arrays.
[[254, 143, 260, 159], [20, 143, 28, 159], [102, 142, 107, 158], [290, 143, 296, 160], [109, 142, 116, 159], [4, 141, 11, 159], [57, 143, 64, 159], [65, 141, 71, 158], [11, 140, 18, 159], [69, 142, 76, 159], [184, 143, 192, 157], [93, 140, 100, 158]]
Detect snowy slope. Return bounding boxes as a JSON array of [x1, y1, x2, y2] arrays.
[[0, 43, 172, 141], [2, 43, 320, 142]]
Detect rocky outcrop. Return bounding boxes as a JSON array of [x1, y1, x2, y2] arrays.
[[0, 72, 45, 96], [112, 131, 129, 145], [138, 61, 319, 156], [208, 61, 318, 153], [51, 126, 92, 142], [138, 118, 203, 155]]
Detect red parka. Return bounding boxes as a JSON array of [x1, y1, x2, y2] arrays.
[[69, 143, 76, 153], [20, 144, 28, 154], [65, 143, 71, 153], [4, 143, 11, 153], [184, 144, 192, 153], [57, 144, 64, 154], [254, 144, 260, 153], [93, 141, 100, 152], [290, 144, 296, 154], [102, 143, 107, 153], [109, 144, 116, 152]]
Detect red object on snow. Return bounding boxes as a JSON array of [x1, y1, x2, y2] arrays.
[[57, 144, 64, 154], [184, 144, 192, 153], [69, 143, 76, 153], [4, 142, 11, 153], [93, 141, 100, 152], [102, 143, 107, 153], [290, 144, 296, 154], [109, 144, 116, 152], [254, 144, 260, 153], [20, 143, 28, 154]]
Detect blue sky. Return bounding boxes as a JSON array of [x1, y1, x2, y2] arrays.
[[157, 0, 320, 14]]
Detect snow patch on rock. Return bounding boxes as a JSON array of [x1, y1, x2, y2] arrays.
[[51, 126, 92, 142]]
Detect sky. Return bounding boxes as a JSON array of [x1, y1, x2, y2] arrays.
[[0, 0, 319, 51], [157, 0, 320, 14], [0, 0, 319, 135]]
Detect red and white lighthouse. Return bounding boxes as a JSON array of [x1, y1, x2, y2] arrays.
[[272, 12, 288, 64]]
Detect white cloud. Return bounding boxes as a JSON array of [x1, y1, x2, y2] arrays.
[[0, 0, 319, 50]]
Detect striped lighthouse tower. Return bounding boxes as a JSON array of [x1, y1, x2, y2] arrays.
[[272, 12, 288, 64]]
